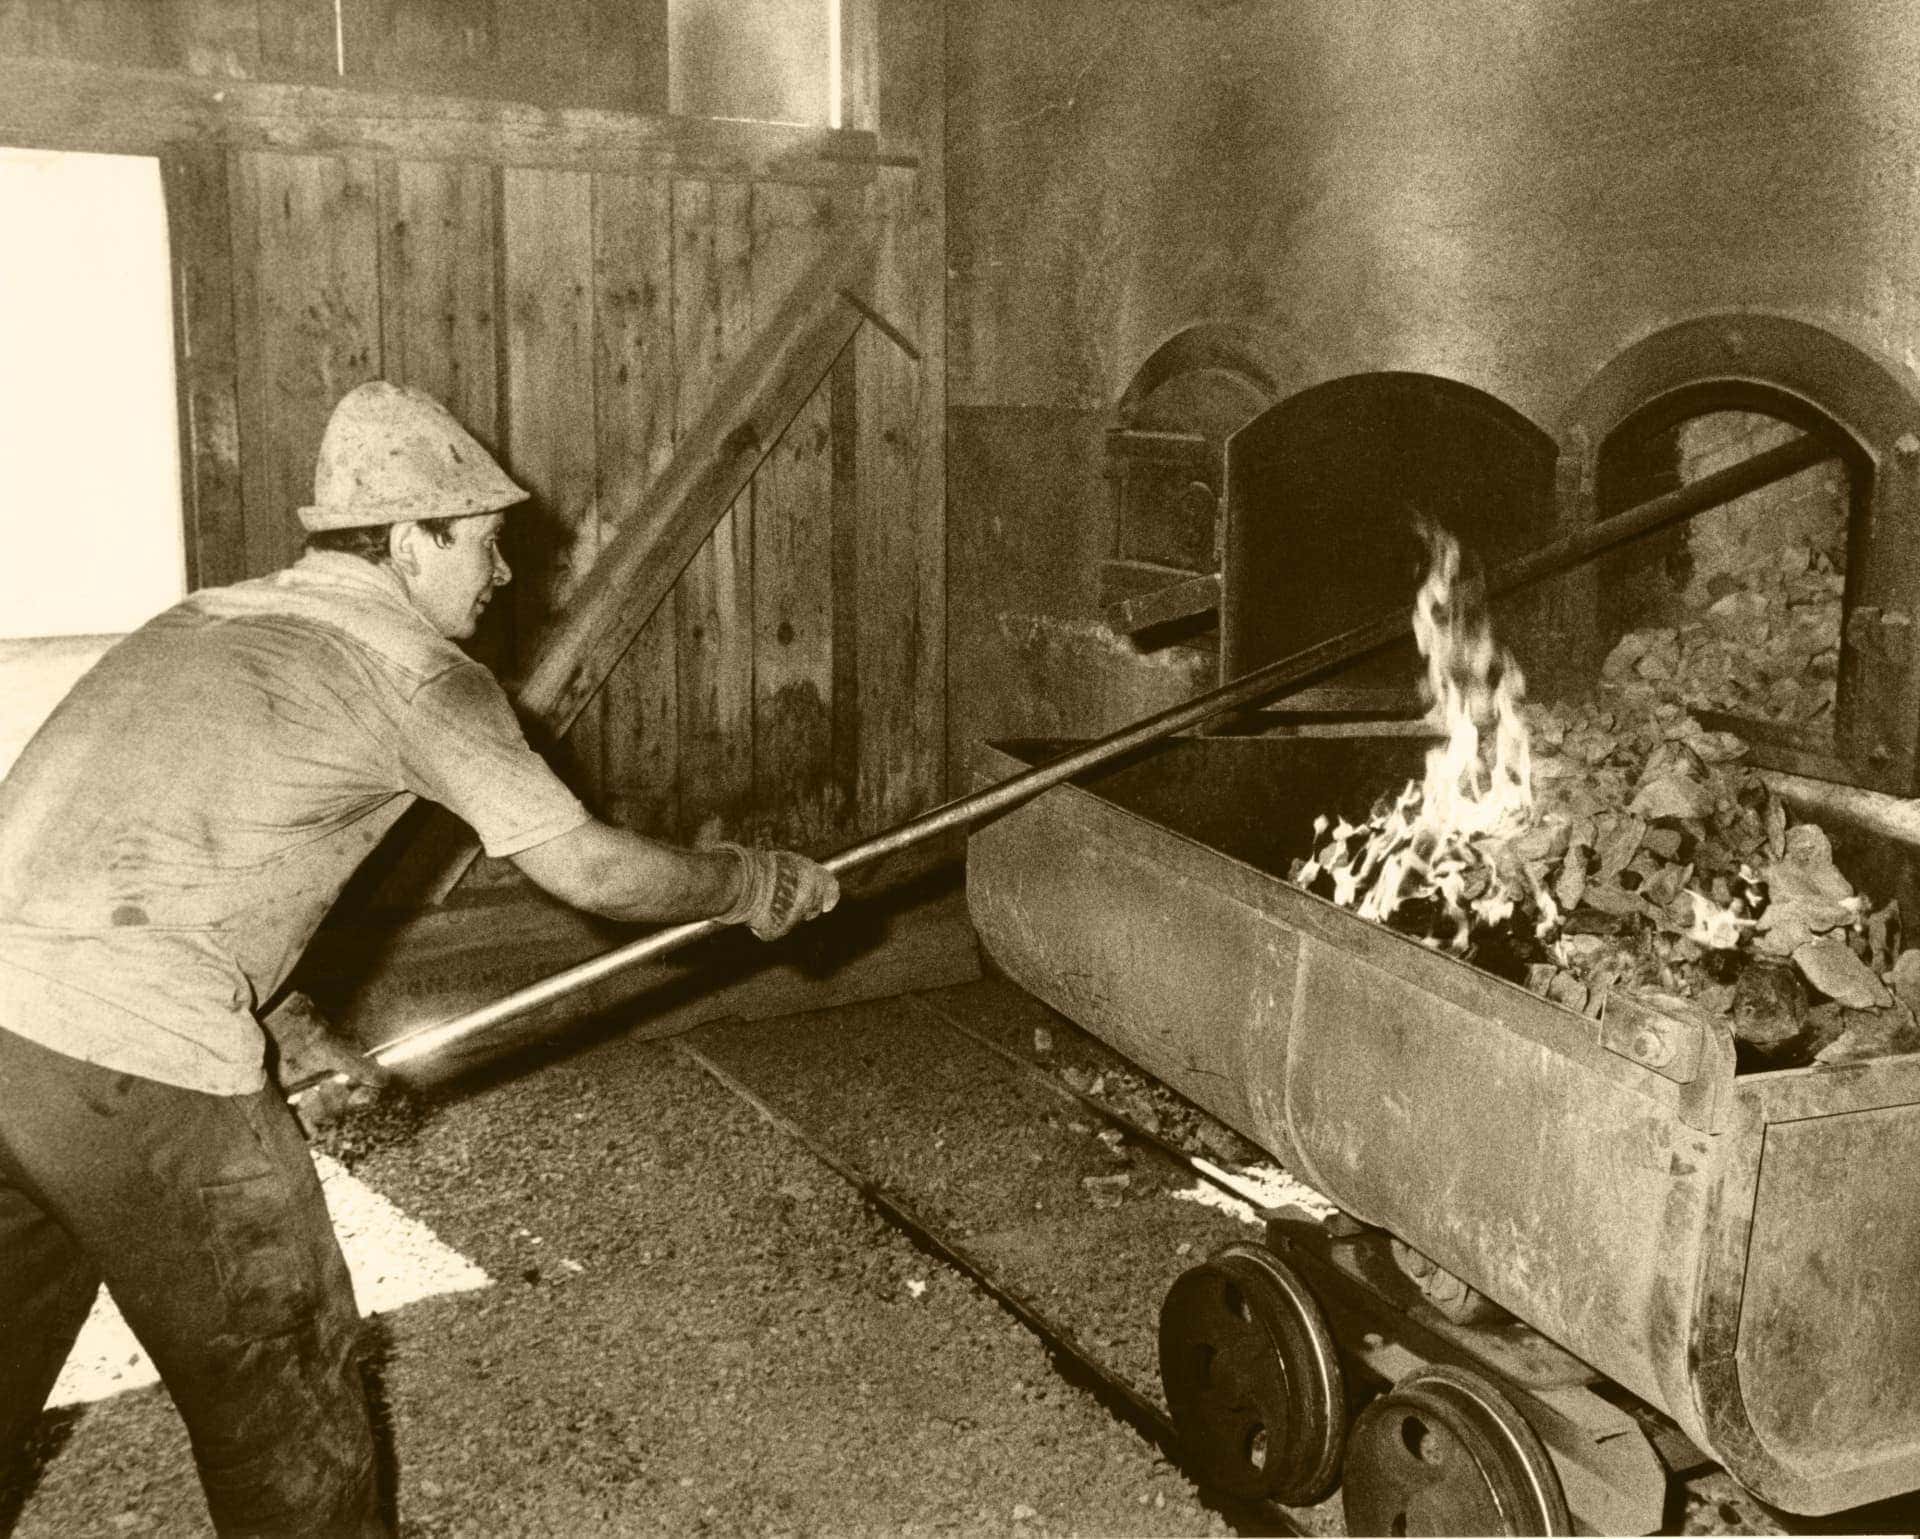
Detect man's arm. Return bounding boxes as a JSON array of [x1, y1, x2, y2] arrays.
[[398, 665, 835, 935], [511, 818, 741, 923], [511, 818, 838, 939]]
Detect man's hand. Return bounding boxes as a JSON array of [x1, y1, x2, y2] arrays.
[[715, 844, 840, 940], [263, 993, 392, 1133]]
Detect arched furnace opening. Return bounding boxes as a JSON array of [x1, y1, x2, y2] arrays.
[[1589, 384, 1861, 776], [1218, 371, 1577, 725], [1562, 314, 1920, 797]]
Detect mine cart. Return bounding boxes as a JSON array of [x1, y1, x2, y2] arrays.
[[966, 732, 1920, 1533]]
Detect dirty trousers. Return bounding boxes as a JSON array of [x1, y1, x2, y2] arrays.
[[0, 1025, 386, 1536]]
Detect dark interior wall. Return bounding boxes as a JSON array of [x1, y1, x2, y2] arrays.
[[951, 0, 1920, 419], [945, 0, 1920, 779]]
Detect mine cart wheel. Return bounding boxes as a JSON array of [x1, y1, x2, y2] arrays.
[[1157, 1242, 1347, 1506], [1342, 1364, 1571, 1537]]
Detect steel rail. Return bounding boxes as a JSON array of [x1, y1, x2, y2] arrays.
[[671, 1031, 1301, 1535], [355, 429, 1836, 1078]]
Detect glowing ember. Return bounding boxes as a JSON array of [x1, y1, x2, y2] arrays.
[[1686, 884, 1755, 950], [1301, 524, 1542, 952]]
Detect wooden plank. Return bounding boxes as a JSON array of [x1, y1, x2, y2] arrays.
[[348, 0, 662, 111], [373, 158, 497, 443], [500, 166, 601, 797], [750, 182, 839, 848], [828, 341, 860, 811], [672, 178, 756, 841], [901, 160, 947, 812], [592, 172, 679, 836], [232, 150, 381, 579], [331, 0, 379, 80], [885, 0, 947, 790], [28, 0, 167, 66], [496, 0, 661, 115], [0, 57, 893, 179], [374, 154, 503, 676], [854, 164, 942, 828], [224, 147, 267, 577], [616, 0, 669, 116], [358, 0, 495, 67], [0, 0, 200, 68], [752, 380, 837, 847], [338, 0, 499, 97], [490, 0, 586, 110], [161, 142, 246, 591], [397, 217, 875, 902], [255, 0, 337, 78], [873, 0, 942, 157], [168, 0, 262, 78]]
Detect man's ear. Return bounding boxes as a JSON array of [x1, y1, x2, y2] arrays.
[[388, 520, 421, 575]]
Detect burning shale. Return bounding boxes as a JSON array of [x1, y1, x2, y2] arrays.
[[1291, 529, 1920, 1069]]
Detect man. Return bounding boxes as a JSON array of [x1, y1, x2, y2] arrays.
[[0, 381, 838, 1535]]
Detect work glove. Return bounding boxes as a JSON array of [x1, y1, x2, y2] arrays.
[[714, 843, 840, 940], [263, 992, 392, 1134]]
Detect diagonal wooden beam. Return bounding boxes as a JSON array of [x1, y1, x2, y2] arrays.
[[523, 223, 877, 736], [369, 222, 879, 910]]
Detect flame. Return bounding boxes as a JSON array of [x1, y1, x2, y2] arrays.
[[1684, 889, 1752, 949], [1304, 524, 1540, 951]]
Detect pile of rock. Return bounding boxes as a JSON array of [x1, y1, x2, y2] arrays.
[[1507, 685, 1920, 1064], [1599, 544, 1843, 729], [1303, 539, 1915, 1065]]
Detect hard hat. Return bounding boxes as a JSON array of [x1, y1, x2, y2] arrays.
[[296, 381, 527, 532]]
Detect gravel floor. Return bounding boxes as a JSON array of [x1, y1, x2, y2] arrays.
[[5, 1011, 1229, 1538]]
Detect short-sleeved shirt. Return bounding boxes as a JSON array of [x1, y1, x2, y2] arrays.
[[0, 551, 590, 1094]]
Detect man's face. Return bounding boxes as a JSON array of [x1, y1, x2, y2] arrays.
[[399, 513, 511, 639]]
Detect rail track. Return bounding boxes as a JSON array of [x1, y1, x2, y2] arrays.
[[677, 982, 1317, 1537], [671, 977, 1873, 1538]]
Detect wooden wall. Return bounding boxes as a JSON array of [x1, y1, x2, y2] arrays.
[[0, 0, 670, 111], [0, 0, 944, 892]]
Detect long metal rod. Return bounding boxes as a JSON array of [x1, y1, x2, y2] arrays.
[[367, 430, 1836, 1075]]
